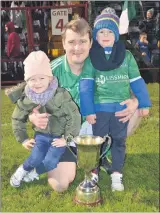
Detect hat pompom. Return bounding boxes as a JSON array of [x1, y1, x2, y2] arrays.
[[101, 7, 116, 15], [93, 7, 119, 42]]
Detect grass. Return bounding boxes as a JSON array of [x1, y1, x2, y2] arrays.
[[1, 83, 159, 212]]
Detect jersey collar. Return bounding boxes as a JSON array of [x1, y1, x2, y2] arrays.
[[64, 55, 72, 72]]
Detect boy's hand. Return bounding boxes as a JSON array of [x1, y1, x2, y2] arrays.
[[22, 139, 36, 150], [138, 108, 149, 117], [52, 138, 66, 147], [143, 39, 148, 44], [86, 114, 96, 124]]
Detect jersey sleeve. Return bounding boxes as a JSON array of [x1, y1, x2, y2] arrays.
[[79, 58, 96, 116]]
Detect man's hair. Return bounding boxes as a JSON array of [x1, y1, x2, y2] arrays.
[[61, 18, 92, 41]]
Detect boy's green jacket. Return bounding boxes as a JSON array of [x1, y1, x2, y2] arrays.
[[6, 83, 81, 143]]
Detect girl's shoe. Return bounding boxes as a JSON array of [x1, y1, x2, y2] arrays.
[[23, 169, 39, 182], [10, 165, 28, 187]]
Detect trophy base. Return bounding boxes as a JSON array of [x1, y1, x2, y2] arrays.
[[74, 181, 102, 206], [74, 197, 102, 206]]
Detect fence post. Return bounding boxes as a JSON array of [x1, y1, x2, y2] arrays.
[[84, 2, 88, 21], [25, 8, 34, 53]]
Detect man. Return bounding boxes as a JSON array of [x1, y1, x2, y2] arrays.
[[138, 8, 155, 45], [9, 18, 139, 192]]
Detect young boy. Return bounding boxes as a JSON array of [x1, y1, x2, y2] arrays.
[[79, 8, 151, 191], [136, 32, 151, 61], [9, 51, 81, 187]]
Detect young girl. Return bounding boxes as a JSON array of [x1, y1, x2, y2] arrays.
[[9, 51, 81, 187], [79, 8, 151, 191]]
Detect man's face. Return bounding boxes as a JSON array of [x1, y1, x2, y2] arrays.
[[96, 28, 115, 48], [62, 29, 92, 65]]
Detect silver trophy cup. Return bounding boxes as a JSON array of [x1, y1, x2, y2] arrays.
[[68, 135, 111, 206]]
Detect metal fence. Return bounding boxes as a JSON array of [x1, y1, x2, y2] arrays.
[[1, 3, 88, 85], [1, 1, 159, 85]]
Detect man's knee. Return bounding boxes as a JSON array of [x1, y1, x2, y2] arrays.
[[68, 172, 76, 184], [48, 178, 69, 192]]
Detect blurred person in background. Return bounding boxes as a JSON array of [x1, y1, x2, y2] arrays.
[[135, 32, 151, 62], [139, 8, 156, 45], [5, 21, 20, 58]]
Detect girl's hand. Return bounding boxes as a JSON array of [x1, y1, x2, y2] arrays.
[[52, 138, 66, 147], [22, 139, 36, 150]]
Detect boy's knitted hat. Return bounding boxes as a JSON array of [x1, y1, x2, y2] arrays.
[[93, 7, 119, 42], [23, 51, 53, 81]]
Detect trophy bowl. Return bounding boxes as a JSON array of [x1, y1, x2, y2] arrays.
[[71, 135, 111, 206]]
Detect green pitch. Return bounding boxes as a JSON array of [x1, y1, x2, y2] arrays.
[[1, 83, 159, 212]]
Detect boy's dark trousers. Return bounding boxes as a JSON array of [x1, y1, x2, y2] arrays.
[[92, 112, 129, 173], [23, 133, 65, 172]]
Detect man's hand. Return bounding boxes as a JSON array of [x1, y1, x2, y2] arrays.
[[22, 139, 36, 150], [115, 98, 138, 123], [138, 108, 149, 117], [52, 138, 66, 147], [86, 114, 96, 124], [29, 105, 49, 129]]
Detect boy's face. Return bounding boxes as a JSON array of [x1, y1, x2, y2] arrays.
[[96, 28, 115, 48], [140, 34, 147, 42], [27, 74, 52, 93], [62, 29, 92, 65]]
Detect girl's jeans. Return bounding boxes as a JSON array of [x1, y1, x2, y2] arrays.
[[23, 133, 65, 172], [35, 123, 93, 174]]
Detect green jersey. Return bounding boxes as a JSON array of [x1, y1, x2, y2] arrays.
[[50, 55, 94, 107], [94, 50, 141, 103]]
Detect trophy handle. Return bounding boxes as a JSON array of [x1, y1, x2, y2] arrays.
[[65, 134, 77, 159], [99, 134, 112, 159]]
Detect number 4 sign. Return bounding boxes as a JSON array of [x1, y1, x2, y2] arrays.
[[51, 9, 68, 35]]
